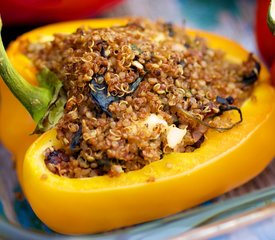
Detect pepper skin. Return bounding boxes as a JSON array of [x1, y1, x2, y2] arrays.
[[255, 0, 275, 86], [1, 0, 122, 25], [0, 44, 37, 185], [0, 19, 127, 185], [256, 0, 275, 67], [2, 19, 275, 234]]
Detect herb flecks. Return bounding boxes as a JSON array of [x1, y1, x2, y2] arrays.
[[128, 76, 144, 93], [131, 44, 143, 54], [100, 47, 106, 58], [211, 96, 243, 130], [90, 74, 146, 115], [70, 125, 82, 150], [90, 75, 118, 116], [216, 96, 235, 105], [45, 149, 69, 165], [178, 95, 242, 132]]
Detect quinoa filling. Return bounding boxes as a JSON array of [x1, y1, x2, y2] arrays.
[[23, 18, 260, 178]]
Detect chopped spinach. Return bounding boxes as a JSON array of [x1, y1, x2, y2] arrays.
[[100, 47, 106, 58], [178, 95, 242, 132], [90, 75, 119, 116], [70, 125, 82, 150], [226, 96, 234, 105], [129, 75, 144, 93], [90, 74, 146, 116], [212, 96, 242, 128], [216, 96, 231, 105], [131, 44, 143, 54]]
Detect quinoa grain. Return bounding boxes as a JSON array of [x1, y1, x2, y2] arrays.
[[25, 18, 258, 178]]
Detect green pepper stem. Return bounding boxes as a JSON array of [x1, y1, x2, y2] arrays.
[[0, 18, 51, 123]]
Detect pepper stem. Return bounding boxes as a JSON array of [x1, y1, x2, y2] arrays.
[[0, 18, 51, 123]]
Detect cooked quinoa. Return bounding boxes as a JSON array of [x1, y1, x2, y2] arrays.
[[23, 18, 260, 178]]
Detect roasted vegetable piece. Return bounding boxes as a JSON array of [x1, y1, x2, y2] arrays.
[[0, 19, 275, 234]]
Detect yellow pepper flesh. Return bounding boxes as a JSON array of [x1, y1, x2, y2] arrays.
[[1, 19, 275, 234], [0, 18, 127, 184], [24, 83, 275, 234]]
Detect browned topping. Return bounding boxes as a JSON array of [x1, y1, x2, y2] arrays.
[[24, 18, 259, 178]]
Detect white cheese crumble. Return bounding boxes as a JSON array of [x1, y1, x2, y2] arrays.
[[166, 126, 187, 149], [143, 114, 187, 149], [144, 114, 168, 130]]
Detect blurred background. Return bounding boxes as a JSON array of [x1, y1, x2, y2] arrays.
[[0, 0, 270, 62], [2, 0, 274, 74]]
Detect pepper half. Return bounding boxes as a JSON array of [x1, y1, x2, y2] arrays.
[[0, 18, 127, 184], [1, 19, 275, 234]]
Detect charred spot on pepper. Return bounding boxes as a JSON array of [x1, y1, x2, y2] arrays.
[[242, 55, 261, 85]]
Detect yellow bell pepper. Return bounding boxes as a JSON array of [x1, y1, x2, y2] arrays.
[[0, 66, 37, 184], [0, 19, 275, 234], [0, 18, 127, 184]]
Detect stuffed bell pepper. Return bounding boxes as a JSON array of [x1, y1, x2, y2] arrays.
[[0, 18, 275, 234]]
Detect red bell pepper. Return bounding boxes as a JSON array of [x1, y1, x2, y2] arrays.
[[256, 0, 275, 85], [0, 0, 122, 25]]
